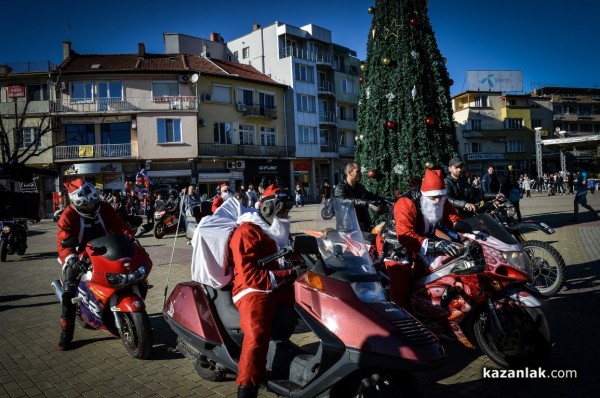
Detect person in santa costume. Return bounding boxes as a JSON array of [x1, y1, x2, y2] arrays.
[[230, 184, 301, 398], [56, 179, 134, 351], [385, 167, 463, 307], [211, 182, 233, 213]]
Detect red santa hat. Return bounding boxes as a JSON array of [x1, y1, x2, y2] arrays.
[[261, 184, 282, 198], [420, 169, 446, 197], [220, 183, 230, 191], [63, 178, 85, 194]]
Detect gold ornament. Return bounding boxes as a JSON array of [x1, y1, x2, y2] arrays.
[[382, 58, 391, 66], [372, 28, 376, 39], [360, 64, 366, 72], [425, 161, 434, 169], [368, 7, 375, 14]]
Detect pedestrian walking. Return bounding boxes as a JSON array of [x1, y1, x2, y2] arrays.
[[523, 176, 532, 198], [571, 168, 598, 222]]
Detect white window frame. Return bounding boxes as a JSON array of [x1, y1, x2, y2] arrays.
[[505, 141, 525, 153], [242, 47, 250, 59], [157, 118, 182, 143], [17, 127, 41, 148], [214, 122, 233, 144], [238, 87, 254, 106], [260, 126, 276, 146], [239, 123, 255, 145], [211, 84, 232, 104], [468, 119, 482, 130], [70, 82, 94, 103], [505, 118, 523, 129], [298, 125, 316, 143], [342, 78, 354, 94], [295, 63, 314, 83], [296, 94, 316, 113]]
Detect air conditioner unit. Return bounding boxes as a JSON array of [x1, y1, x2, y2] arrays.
[[237, 103, 247, 112], [236, 161, 245, 169], [202, 93, 212, 102], [179, 75, 190, 83], [226, 161, 236, 169]]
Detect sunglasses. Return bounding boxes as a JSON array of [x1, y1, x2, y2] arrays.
[[222, 189, 230, 193]]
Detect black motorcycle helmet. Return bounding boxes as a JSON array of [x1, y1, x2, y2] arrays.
[[168, 188, 178, 199], [259, 184, 294, 225]]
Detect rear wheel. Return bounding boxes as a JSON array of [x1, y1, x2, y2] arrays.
[[0, 241, 7, 262], [523, 240, 566, 297], [321, 205, 334, 220], [119, 311, 153, 359], [331, 371, 421, 397], [474, 302, 551, 368], [153, 221, 166, 239]]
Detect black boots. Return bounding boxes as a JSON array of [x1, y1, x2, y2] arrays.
[[237, 385, 259, 398], [58, 316, 75, 351]]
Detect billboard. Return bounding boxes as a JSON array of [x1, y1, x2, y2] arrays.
[[467, 70, 523, 92]]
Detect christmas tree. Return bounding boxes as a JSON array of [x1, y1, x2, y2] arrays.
[[356, 0, 459, 197]]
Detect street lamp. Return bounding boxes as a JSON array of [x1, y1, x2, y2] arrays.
[[534, 127, 543, 177]]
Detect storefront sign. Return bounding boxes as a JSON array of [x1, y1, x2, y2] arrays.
[[466, 153, 503, 161], [8, 85, 26, 98], [63, 162, 122, 175], [292, 161, 311, 172], [19, 181, 38, 192]]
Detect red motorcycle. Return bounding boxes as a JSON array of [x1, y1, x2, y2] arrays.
[[152, 206, 184, 239], [51, 234, 154, 359], [374, 213, 551, 368], [163, 199, 445, 396]]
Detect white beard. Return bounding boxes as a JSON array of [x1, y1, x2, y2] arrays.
[[268, 217, 291, 248], [222, 192, 234, 201], [420, 195, 446, 226]]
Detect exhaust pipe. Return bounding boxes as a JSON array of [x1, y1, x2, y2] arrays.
[[51, 280, 63, 304]]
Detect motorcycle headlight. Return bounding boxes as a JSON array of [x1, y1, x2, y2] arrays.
[[351, 281, 387, 303], [505, 207, 516, 218], [1, 225, 11, 234], [502, 251, 532, 276], [106, 265, 148, 288]]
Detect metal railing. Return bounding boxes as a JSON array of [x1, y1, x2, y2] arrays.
[[279, 47, 333, 65], [198, 143, 290, 157], [54, 143, 132, 160], [238, 103, 278, 119], [319, 111, 336, 125], [318, 81, 335, 95], [51, 96, 198, 113]]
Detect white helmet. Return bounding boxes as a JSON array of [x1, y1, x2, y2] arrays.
[[69, 182, 100, 218]]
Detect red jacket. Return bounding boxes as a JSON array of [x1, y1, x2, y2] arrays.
[[56, 202, 133, 266], [211, 196, 224, 213], [394, 196, 461, 255]]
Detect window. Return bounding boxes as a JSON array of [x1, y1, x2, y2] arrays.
[[260, 126, 276, 146], [552, 104, 563, 114], [474, 95, 488, 107], [238, 88, 254, 106], [242, 47, 250, 59], [469, 142, 483, 153], [296, 94, 316, 112], [294, 63, 314, 82], [298, 126, 317, 143], [152, 81, 179, 97], [505, 141, 525, 152], [16, 127, 41, 148], [505, 118, 523, 129], [211, 85, 232, 104], [233, 51, 239, 60], [532, 119, 542, 129], [101, 122, 131, 145], [214, 122, 232, 144], [239, 124, 255, 145], [27, 83, 48, 101], [259, 92, 275, 116], [71, 82, 94, 102], [339, 131, 346, 146], [342, 79, 354, 94], [65, 124, 95, 145], [468, 119, 482, 130], [157, 119, 182, 143]]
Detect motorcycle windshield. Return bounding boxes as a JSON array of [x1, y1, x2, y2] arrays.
[[463, 213, 519, 245], [306, 199, 376, 276]]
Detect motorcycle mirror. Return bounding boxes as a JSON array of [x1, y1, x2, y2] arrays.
[[61, 237, 79, 249], [453, 220, 473, 234], [293, 234, 319, 255]]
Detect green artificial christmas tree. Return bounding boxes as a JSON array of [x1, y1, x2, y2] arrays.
[[356, 0, 459, 197]]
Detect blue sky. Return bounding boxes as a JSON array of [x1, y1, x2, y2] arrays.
[[2, 0, 599, 95]]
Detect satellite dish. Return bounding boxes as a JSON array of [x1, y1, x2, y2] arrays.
[[190, 73, 199, 83]]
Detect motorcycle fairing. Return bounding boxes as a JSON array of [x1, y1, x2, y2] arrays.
[[77, 282, 108, 330], [111, 287, 146, 312], [504, 286, 543, 308], [508, 221, 555, 235]]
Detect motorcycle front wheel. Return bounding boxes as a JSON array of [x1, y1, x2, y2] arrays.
[[0, 241, 7, 262], [321, 205, 335, 220], [153, 221, 166, 239], [523, 240, 566, 297], [119, 311, 153, 359], [474, 302, 551, 368], [331, 371, 421, 397]]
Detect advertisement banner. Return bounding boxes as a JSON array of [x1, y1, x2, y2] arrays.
[[466, 70, 523, 92]]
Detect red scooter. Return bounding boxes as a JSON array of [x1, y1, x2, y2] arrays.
[[374, 213, 551, 368], [51, 234, 154, 359], [163, 199, 446, 397]]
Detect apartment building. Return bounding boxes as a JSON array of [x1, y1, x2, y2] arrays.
[[227, 22, 360, 198], [452, 91, 540, 178], [53, 41, 289, 198]]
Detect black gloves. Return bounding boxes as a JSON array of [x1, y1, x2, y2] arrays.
[[368, 201, 388, 215], [427, 240, 462, 257], [66, 257, 87, 274]]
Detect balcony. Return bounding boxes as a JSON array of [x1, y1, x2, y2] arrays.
[[319, 111, 336, 125], [51, 96, 198, 114], [198, 143, 290, 158], [236, 103, 277, 119], [320, 142, 338, 154], [279, 46, 333, 65], [317, 81, 335, 96], [338, 145, 356, 156], [54, 143, 132, 160], [337, 117, 357, 131]]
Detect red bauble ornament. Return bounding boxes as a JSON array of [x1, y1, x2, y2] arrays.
[[448, 79, 454, 86], [368, 169, 377, 178], [425, 117, 435, 125], [359, 76, 364, 84], [386, 120, 397, 129], [409, 17, 419, 26]]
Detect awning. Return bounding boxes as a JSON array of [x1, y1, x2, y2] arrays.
[[542, 135, 600, 146], [146, 169, 191, 177]]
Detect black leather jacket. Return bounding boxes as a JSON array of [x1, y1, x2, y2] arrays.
[[334, 180, 383, 231], [444, 175, 495, 216]]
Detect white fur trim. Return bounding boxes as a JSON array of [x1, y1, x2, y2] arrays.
[[421, 189, 446, 197]]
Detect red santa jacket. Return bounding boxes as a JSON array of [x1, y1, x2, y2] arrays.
[[211, 195, 224, 213], [231, 222, 291, 302], [394, 195, 461, 255], [56, 202, 133, 266]]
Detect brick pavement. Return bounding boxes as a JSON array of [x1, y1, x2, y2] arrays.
[[0, 192, 599, 397]]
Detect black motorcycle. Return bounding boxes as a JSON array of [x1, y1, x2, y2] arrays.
[[0, 219, 28, 262]]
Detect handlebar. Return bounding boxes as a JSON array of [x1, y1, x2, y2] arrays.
[[258, 246, 291, 267], [441, 247, 466, 265]]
